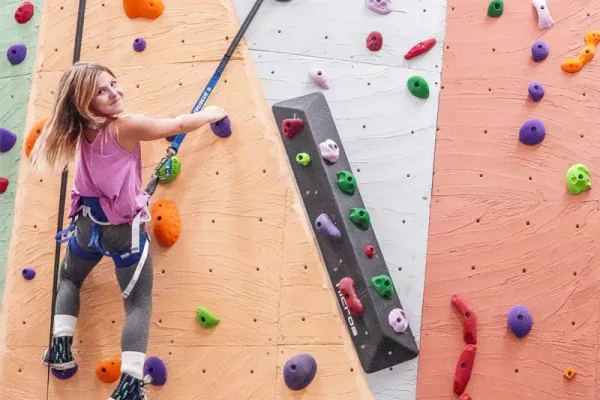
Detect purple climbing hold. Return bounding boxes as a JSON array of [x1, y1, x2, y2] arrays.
[[22, 267, 36, 280], [315, 213, 342, 242], [283, 353, 317, 391], [519, 118, 546, 145], [531, 40, 549, 62], [528, 81, 545, 102], [52, 365, 78, 380], [144, 356, 167, 386], [365, 0, 392, 14], [210, 116, 232, 138], [507, 304, 533, 338], [0, 128, 17, 153], [133, 37, 147, 52], [7, 44, 27, 65]]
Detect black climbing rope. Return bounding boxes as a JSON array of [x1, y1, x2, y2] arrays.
[[46, 0, 87, 398]]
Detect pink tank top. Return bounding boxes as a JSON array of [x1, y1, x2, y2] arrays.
[[68, 120, 149, 225]]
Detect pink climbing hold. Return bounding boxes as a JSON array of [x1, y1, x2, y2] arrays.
[[14, 1, 34, 24], [0, 177, 8, 194], [365, 0, 392, 14], [309, 68, 330, 89], [366, 31, 383, 51], [388, 308, 408, 333]]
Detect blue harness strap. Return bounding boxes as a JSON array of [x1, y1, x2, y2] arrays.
[[56, 196, 148, 268]]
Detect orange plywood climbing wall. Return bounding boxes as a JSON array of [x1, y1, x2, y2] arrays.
[[0, 0, 375, 399], [417, 1, 600, 399]]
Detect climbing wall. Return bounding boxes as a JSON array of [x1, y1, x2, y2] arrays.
[[416, 1, 600, 399], [0, 0, 381, 398], [231, 0, 448, 397], [0, 0, 43, 306]]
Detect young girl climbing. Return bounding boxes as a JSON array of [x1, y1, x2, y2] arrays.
[[30, 61, 228, 400]]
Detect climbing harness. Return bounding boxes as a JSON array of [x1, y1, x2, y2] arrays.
[[55, 197, 151, 299]]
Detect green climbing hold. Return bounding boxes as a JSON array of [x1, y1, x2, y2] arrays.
[[296, 152, 311, 166], [371, 275, 394, 298], [349, 207, 370, 230], [337, 171, 356, 195], [566, 164, 591, 195], [157, 156, 181, 184], [407, 76, 429, 99], [196, 307, 220, 328], [487, 0, 504, 17]]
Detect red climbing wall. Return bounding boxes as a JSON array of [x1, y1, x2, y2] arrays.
[[0, 0, 375, 398], [417, 1, 600, 399]]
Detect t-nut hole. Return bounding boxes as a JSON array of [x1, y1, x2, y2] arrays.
[[157, 216, 162, 221], [201, 316, 206, 322], [465, 312, 471, 318], [578, 174, 583, 179], [495, 2, 500, 8], [518, 314, 523, 320], [149, 367, 154, 373], [531, 127, 537, 132], [347, 177, 353, 181], [359, 211, 364, 216], [538, 44, 543, 49], [397, 318, 401, 323], [12, 49, 17, 54], [414, 82, 420, 88], [316, 222, 321, 227], [461, 363, 467, 368], [540, 4, 545, 9], [102, 368, 107, 373], [534, 85, 539, 90], [317, 70, 322, 76], [291, 364, 297, 371]]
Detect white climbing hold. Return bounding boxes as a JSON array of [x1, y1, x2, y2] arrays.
[[532, 0, 554, 30], [309, 68, 330, 89], [318, 139, 339, 163]]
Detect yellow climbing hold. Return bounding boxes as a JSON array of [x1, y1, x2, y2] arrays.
[[561, 30, 600, 73]]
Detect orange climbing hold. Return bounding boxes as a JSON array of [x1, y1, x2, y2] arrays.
[[24, 117, 47, 157], [122, 0, 164, 19], [561, 30, 600, 73], [564, 367, 576, 380], [150, 199, 181, 247], [96, 357, 122, 383]]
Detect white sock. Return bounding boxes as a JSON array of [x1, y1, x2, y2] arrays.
[[53, 315, 77, 337], [121, 351, 146, 380]]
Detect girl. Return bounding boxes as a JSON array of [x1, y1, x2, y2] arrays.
[[30, 61, 227, 400]]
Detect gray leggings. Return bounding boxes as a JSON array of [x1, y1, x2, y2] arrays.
[[55, 214, 153, 353]]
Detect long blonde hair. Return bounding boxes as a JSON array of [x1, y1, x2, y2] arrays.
[[29, 61, 117, 174]]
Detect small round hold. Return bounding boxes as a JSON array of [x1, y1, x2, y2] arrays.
[[296, 152, 311, 166], [531, 40, 549, 62], [528, 81, 545, 102], [0, 127, 17, 153], [133, 37, 147, 52], [144, 356, 167, 386], [518, 118, 546, 145], [364, 245, 375, 258], [507, 304, 533, 338], [52, 365, 78, 380], [366, 31, 383, 51], [7, 44, 27, 65], [283, 353, 317, 391], [211, 116, 232, 138], [22, 267, 36, 280], [14, 1, 34, 24]]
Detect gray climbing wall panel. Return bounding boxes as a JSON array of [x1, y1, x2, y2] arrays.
[[272, 92, 419, 373]]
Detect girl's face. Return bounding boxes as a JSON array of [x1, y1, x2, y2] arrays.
[[90, 71, 124, 117]]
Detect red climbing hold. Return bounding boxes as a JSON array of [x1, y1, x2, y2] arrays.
[[404, 38, 437, 60], [14, 1, 34, 24], [451, 294, 478, 345], [366, 31, 383, 51], [282, 118, 304, 139], [0, 177, 8, 194], [454, 344, 476, 395], [364, 245, 375, 258], [338, 277, 364, 317]]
